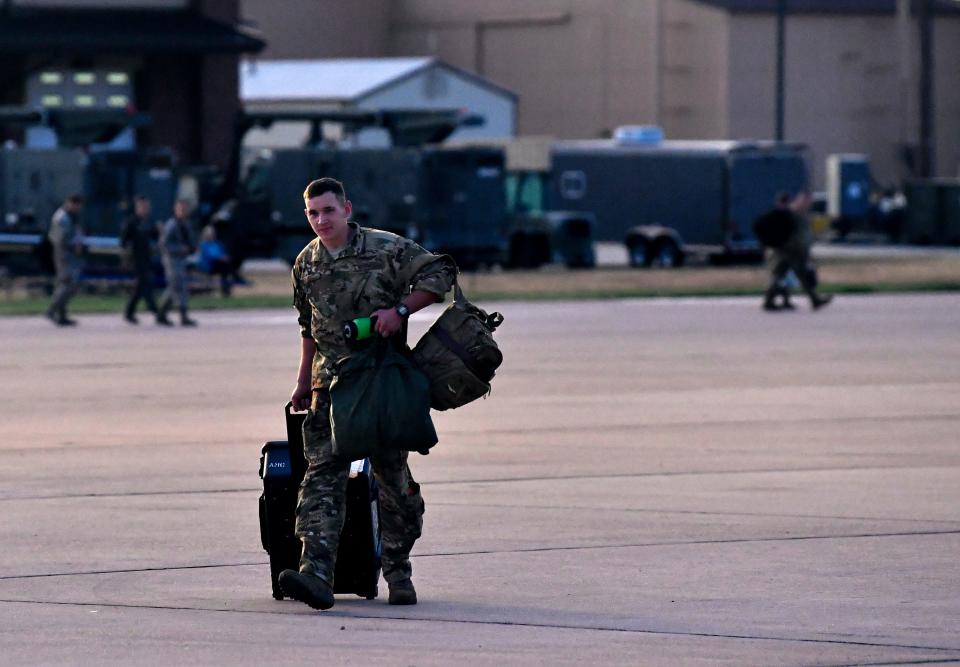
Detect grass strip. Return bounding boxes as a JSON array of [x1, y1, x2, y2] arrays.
[[2, 280, 959, 317]]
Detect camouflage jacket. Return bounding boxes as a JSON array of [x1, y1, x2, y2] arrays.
[[292, 222, 456, 389]]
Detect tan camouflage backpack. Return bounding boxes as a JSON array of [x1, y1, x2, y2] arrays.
[[412, 277, 504, 411]]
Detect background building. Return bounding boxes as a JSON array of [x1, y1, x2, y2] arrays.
[[240, 57, 516, 147], [0, 0, 264, 169], [242, 0, 960, 188]]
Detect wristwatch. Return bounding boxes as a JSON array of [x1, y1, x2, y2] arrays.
[[395, 303, 411, 319]]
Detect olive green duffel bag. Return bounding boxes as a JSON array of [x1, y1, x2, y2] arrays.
[[329, 337, 438, 459], [412, 278, 504, 411]]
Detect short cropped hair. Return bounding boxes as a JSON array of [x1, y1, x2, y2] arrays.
[[66, 193, 84, 205], [133, 194, 150, 204], [303, 177, 346, 204]]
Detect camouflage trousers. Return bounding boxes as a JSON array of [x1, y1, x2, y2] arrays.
[[160, 257, 189, 309], [295, 389, 425, 586], [765, 247, 817, 303], [48, 254, 82, 318]]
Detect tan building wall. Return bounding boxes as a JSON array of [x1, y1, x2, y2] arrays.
[[661, 0, 729, 139], [934, 18, 960, 178], [242, 0, 390, 59], [241, 0, 960, 185], [726, 11, 960, 187], [388, 0, 660, 139]]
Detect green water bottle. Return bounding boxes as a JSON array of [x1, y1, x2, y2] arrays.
[[343, 315, 378, 342]]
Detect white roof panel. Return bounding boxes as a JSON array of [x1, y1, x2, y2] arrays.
[[240, 57, 434, 103]]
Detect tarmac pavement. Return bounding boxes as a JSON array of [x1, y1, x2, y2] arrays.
[[1, 293, 958, 665]]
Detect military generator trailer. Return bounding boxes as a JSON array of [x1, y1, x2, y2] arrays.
[[225, 144, 507, 269], [547, 140, 809, 267], [444, 136, 598, 269], [0, 109, 179, 280], [217, 110, 508, 269]]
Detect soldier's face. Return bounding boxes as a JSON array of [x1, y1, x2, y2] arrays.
[[305, 192, 352, 247], [135, 200, 151, 218]]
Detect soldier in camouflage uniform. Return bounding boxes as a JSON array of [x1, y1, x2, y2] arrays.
[[763, 192, 833, 311], [279, 177, 455, 611], [46, 194, 85, 326], [156, 199, 197, 327]]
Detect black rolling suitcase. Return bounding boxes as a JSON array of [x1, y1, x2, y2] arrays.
[[258, 402, 382, 601]]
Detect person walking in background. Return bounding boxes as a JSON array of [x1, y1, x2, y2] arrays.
[[157, 199, 197, 327], [45, 194, 85, 326], [120, 195, 159, 324], [762, 192, 832, 312]]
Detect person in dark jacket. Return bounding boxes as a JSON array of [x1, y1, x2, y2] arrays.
[[762, 192, 832, 312], [120, 195, 159, 324]]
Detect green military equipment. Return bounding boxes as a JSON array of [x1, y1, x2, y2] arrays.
[[217, 109, 505, 270], [904, 179, 960, 245], [329, 338, 437, 460], [412, 277, 504, 411]]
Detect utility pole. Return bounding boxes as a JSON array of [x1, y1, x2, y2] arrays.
[[775, 0, 787, 141], [896, 0, 912, 160], [918, 0, 935, 177]]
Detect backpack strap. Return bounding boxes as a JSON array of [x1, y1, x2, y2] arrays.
[[429, 324, 487, 381], [452, 272, 467, 307]]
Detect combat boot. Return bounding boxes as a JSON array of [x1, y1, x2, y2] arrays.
[[52, 307, 76, 326], [388, 578, 417, 605], [156, 300, 173, 326], [278, 570, 335, 610], [761, 286, 781, 312], [180, 308, 197, 327], [812, 294, 833, 311]]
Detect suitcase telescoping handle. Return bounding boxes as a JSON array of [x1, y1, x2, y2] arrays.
[[286, 400, 305, 415], [284, 401, 308, 482]]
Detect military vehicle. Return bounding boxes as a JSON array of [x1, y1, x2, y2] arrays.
[[902, 178, 960, 245], [210, 109, 507, 269], [0, 107, 177, 281], [449, 135, 597, 269], [548, 134, 809, 267]]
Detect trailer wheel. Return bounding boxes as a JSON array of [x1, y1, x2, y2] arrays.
[[507, 232, 550, 269], [626, 238, 652, 268], [653, 238, 684, 268]]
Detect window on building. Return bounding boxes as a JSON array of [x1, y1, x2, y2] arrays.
[[27, 68, 132, 111]]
